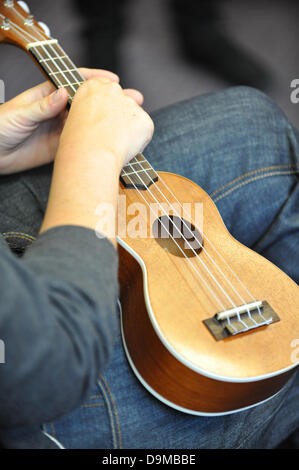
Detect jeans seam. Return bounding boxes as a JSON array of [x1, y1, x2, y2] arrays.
[[2, 233, 36, 242], [213, 170, 299, 203], [210, 164, 298, 198], [88, 395, 103, 400], [97, 377, 122, 449], [101, 376, 123, 449], [80, 403, 105, 408]]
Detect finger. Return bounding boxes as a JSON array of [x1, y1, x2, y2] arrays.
[[23, 87, 69, 125], [123, 88, 144, 106], [78, 67, 120, 83], [10, 81, 56, 107]]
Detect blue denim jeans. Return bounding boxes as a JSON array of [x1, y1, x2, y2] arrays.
[[1, 87, 298, 448]]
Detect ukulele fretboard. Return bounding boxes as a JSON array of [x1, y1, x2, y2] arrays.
[[28, 39, 84, 104]]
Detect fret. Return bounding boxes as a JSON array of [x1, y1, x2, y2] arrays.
[[120, 153, 158, 190], [49, 69, 78, 75], [124, 155, 149, 168], [126, 159, 151, 169], [57, 81, 85, 87], [39, 55, 68, 63], [122, 168, 153, 177]]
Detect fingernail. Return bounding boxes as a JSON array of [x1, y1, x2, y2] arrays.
[[51, 88, 63, 104]]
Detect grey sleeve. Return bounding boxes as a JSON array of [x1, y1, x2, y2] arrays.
[[0, 225, 119, 428]]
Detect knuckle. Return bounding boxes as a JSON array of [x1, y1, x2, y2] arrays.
[[132, 107, 153, 131], [76, 79, 94, 96], [86, 78, 122, 93], [79, 77, 104, 91], [85, 77, 103, 89], [109, 81, 122, 94], [143, 112, 154, 132], [38, 98, 47, 115], [125, 95, 137, 106]]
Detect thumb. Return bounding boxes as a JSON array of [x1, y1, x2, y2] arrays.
[[24, 88, 69, 125]]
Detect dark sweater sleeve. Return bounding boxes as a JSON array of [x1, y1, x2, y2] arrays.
[[0, 225, 119, 428]]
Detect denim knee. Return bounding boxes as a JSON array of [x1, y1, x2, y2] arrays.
[[199, 86, 298, 168], [146, 85, 298, 181], [222, 86, 287, 126], [151, 86, 289, 145]]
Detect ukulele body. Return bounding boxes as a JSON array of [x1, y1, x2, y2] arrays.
[[0, 2, 297, 415], [118, 172, 298, 415]]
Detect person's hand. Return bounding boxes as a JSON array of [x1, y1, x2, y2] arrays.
[[59, 76, 154, 172], [0, 68, 145, 175], [40, 76, 154, 240]]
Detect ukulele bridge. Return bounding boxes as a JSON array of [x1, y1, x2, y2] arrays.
[[203, 301, 280, 341]]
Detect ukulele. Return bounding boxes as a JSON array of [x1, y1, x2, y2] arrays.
[[1, 0, 298, 416]]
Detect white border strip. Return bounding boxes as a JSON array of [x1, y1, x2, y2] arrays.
[[42, 430, 65, 449]]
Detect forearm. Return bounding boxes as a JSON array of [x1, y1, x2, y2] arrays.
[[40, 144, 120, 247]]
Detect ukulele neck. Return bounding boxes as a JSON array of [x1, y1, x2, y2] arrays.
[[27, 39, 84, 106]]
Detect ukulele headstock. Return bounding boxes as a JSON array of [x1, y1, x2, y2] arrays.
[[0, 1, 51, 50]]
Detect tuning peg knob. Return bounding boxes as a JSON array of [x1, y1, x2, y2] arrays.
[[17, 1, 30, 14], [38, 21, 51, 38]]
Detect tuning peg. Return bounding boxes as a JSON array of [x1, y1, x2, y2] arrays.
[[17, 1, 30, 14], [38, 21, 51, 38]]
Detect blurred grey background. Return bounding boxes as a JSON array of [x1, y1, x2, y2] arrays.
[[1, 0, 299, 128]]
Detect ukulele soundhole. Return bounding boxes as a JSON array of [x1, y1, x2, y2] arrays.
[[152, 215, 203, 258]]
